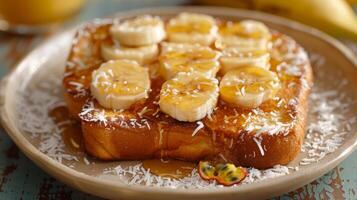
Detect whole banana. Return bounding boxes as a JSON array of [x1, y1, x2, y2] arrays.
[[197, 0, 357, 41]]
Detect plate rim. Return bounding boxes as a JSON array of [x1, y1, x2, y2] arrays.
[[1, 6, 357, 199]]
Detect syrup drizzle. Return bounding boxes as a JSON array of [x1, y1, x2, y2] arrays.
[[142, 159, 196, 179], [49, 105, 83, 153]]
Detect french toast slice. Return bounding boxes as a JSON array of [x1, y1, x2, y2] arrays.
[[63, 22, 111, 119], [63, 21, 313, 169]]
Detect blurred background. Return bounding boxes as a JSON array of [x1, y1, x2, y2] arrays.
[[0, 0, 356, 199], [1, 0, 357, 40]]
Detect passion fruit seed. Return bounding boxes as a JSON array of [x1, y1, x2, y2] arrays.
[[198, 161, 216, 180], [198, 161, 248, 186]]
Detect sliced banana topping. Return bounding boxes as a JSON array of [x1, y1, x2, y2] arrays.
[[160, 42, 203, 54], [166, 12, 218, 46], [159, 73, 219, 122], [91, 60, 150, 110], [219, 47, 270, 74], [111, 15, 165, 46], [159, 45, 221, 80], [91, 13, 283, 120], [216, 20, 271, 50], [101, 42, 158, 65], [219, 67, 280, 108]]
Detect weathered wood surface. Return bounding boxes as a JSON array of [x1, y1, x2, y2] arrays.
[[0, 0, 356, 199]]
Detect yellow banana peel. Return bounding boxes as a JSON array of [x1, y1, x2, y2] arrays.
[[196, 0, 357, 41]]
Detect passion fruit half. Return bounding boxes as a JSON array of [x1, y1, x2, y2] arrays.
[[198, 161, 248, 186]]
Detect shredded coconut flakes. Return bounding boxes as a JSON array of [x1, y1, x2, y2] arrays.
[[14, 51, 356, 189], [192, 121, 204, 136]]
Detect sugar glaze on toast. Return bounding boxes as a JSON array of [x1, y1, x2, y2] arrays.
[[63, 14, 313, 169]]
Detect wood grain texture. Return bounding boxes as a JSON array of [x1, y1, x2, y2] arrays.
[[0, 0, 356, 199]]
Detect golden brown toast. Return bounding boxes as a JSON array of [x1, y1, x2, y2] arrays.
[[63, 19, 313, 169]]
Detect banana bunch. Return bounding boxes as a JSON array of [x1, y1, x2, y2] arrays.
[[197, 0, 357, 41]]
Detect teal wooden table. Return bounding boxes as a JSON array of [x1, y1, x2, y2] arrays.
[[0, 1, 356, 199]]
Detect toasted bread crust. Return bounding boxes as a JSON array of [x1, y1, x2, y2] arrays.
[[63, 20, 313, 169], [63, 23, 111, 119]]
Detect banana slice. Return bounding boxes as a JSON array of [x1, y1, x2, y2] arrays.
[[160, 42, 202, 54], [159, 45, 221, 80], [216, 20, 271, 50], [219, 47, 270, 74], [110, 15, 165, 46], [219, 67, 280, 108], [159, 72, 219, 122], [166, 12, 218, 46], [91, 60, 150, 110], [101, 42, 158, 65]]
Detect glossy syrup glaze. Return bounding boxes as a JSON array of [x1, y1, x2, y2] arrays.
[[62, 17, 312, 168], [142, 159, 196, 179]]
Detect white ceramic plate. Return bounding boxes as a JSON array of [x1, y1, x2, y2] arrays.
[[1, 7, 357, 200]]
